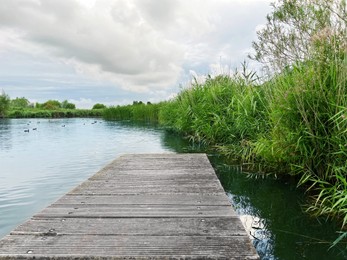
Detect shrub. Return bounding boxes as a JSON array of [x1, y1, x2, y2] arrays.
[[92, 103, 107, 109], [0, 91, 10, 118]]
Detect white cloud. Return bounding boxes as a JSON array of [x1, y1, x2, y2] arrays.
[[0, 0, 272, 104], [68, 98, 95, 109]]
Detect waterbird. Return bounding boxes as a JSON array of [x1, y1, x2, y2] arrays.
[[62, 125, 66, 127], [33, 128, 37, 130], [24, 129, 29, 133]]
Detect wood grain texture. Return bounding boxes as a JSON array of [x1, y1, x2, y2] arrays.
[[0, 153, 259, 259]]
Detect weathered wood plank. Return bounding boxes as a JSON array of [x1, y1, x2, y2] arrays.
[[76, 179, 223, 187], [0, 235, 258, 259], [55, 194, 230, 205], [35, 205, 236, 218], [88, 169, 216, 180], [92, 154, 214, 172], [69, 186, 224, 195], [11, 217, 246, 236], [0, 153, 259, 259]]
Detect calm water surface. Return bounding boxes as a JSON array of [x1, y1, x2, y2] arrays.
[[0, 118, 345, 259], [0, 118, 173, 238]]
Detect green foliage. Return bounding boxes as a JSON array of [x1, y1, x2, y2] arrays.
[[0, 91, 10, 118], [7, 108, 103, 118], [247, 1, 347, 241], [103, 102, 161, 123], [159, 73, 269, 168], [0, 0, 345, 246], [92, 103, 107, 109], [251, 0, 346, 73], [158, 50, 347, 239], [10, 97, 30, 109], [40, 100, 61, 110], [252, 6, 347, 232], [61, 100, 76, 109], [1, 95, 102, 118]]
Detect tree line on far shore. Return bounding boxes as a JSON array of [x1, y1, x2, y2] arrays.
[[0, 94, 107, 118]]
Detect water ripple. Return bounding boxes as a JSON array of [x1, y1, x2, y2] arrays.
[[0, 118, 171, 238]]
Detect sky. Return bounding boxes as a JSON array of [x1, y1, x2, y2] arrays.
[[0, 0, 272, 108]]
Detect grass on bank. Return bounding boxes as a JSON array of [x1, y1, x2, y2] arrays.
[[7, 108, 104, 118], [102, 51, 347, 243], [103, 102, 161, 123]]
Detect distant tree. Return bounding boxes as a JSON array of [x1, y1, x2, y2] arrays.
[[92, 103, 106, 109], [42, 100, 61, 110], [65, 103, 76, 109], [147, 101, 152, 105], [250, 0, 346, 73], [61, 100, 76, 109], [0, 91, 10, 118], [133, 101, 144, 105], [10, 97, 30, 108]]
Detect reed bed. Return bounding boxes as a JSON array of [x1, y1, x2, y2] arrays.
[[158, 53, 347, 243], [101, 0, 347, 244], [103, 103, 161, 123]]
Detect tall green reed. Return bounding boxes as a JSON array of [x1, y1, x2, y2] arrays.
[[159, 73, 268, 164], [159, 50, 347, 238], [103, 103, 161, 123], [253, 37, 347, 232]]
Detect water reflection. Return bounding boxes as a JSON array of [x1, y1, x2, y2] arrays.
[[160, 133, 347, 259], [0, 119, 346, 259], [0, 119, 12, 150], [0, 118, 173, 238], [239, 214, 274, 259], [212, 159, 346, 260]]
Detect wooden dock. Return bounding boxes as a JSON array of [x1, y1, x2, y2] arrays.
[[0, 153, 259, 259]]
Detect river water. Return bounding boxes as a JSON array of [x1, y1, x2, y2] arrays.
[[0, 118, 345, 259]]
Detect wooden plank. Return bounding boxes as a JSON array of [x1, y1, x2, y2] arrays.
[[69, 186, 224, 195], [79, 173, 220, 181], [34, 205, 236, 218], [11, 217, 246, 236], [0, 153, 259, 259], [75, 179, 223, 187], [92, 154, 214, 172], [0, 235, 258, 259], [54, 194, 230, 205], [89, 169, 216, 179]]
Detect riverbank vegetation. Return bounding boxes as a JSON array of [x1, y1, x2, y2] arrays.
[[8, 108, 104, 118], [103, 0, 347, 244], [0, 0, 346, 246], [0, 96, 104, 118], [0, 91, 10, 118], [103, 101, 161, 123]]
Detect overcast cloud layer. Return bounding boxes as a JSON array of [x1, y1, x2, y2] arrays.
[[0, 0, 272, 108]]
